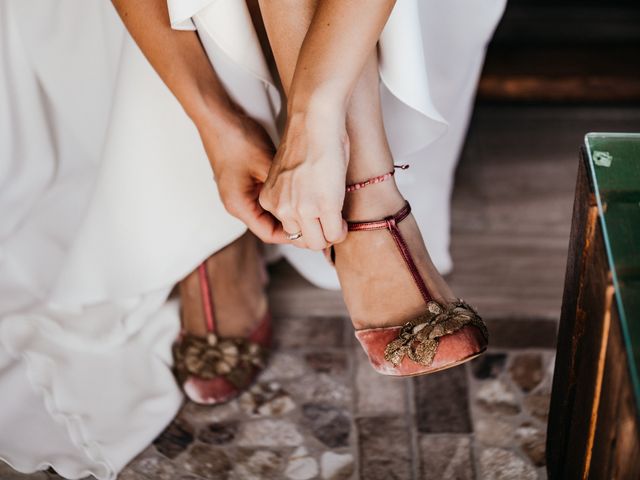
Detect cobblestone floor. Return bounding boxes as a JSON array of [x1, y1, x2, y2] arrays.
[[127, 340, 554, 480], [0, 336, 555, 480], [5, 105, 640, 480]]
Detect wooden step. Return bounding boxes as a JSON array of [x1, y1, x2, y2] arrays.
[[478, 45, 640, 102]]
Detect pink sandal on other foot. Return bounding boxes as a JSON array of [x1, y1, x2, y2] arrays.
[[172, 262, 272, 405]]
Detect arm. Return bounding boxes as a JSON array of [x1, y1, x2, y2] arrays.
[[111, 0, 234, 131], [288, 0, 396, 118], [111, 0, 287, 243], [259, 0, 396, 250]]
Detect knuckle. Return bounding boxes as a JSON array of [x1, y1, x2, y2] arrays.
[[258, 192, 272, 210], [218, 184, 231, 200], [297, 202, 319, 218], [325, 231, 342, 243], [309, 241, 328, 252], [225, 204, 239, 217], [331, 234, 347, 246], [275, 204, 294, 220], [318, 199, 341, 215], [222, 198, 240, 217]]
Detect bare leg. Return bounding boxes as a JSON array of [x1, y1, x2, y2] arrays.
[[256, 0, 456, 329], [179, 232, 268, 338]]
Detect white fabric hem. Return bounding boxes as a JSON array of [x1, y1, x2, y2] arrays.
[[0, 343, 114, 480]]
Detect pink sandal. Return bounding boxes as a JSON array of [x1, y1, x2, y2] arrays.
[[333, 166, 489, 376], [172, 262, 272, 404]]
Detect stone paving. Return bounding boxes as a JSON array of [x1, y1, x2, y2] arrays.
[[153, 328, 553, 480], [1, 320, 555, 480]]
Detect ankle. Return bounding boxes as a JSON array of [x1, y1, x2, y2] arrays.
[[207, 233, 263, 281], [343, 178, 406, 221]]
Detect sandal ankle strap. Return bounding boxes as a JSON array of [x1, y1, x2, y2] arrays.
[[345, 201, 434, 305], [346, 201, 412, 232]]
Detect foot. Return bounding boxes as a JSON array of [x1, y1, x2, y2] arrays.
[[334, 179, 457, 331], [178, 232, 268, 338]]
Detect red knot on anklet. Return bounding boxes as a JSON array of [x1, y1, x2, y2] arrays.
[[345, 163, 409, 193]]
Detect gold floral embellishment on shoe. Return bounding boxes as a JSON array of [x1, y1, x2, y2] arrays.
[[383, 299, 489, 367], [173, 332, 267, 388]]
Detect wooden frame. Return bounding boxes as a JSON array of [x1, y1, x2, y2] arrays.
[[546, 148, 640, 478]]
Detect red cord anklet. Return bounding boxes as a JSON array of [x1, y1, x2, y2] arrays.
[[345, 163, 409, 192]]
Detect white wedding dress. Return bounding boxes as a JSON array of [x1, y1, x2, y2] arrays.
[[0, 0, 506, 478]]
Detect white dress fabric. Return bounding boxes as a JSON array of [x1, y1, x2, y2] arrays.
[[0, 0, 506, 478]]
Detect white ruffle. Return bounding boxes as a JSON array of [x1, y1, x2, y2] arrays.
[[168, 0, 448, 155], [0, 294, 183, 480]]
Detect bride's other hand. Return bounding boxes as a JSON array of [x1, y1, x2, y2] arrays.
[[196, 108, 288, 244], [111, 0, 288, 244], [258, 102, 349, 251]]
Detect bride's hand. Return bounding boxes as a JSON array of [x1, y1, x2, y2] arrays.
[[197, 110, 288, 244], [258, 107, 349, 250]]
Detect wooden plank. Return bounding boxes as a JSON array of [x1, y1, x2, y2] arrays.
[[450, 106, 640, 322], [478, 75, 640, 103], [589, 300, 640, 478], [588, 296, 628, 478], [607, 302, 640, 479], [535, 129, 640, 479], [490, 1, 640, 45], [559, 209, 611, 478], [479, 0, 640, 102], [449, 109, 579, 321], [546, 150, 603, 479], [478, 46, 640, 102]]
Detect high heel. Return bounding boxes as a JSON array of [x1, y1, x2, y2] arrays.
[[172, 262, 272, 404], [334, 200, 489, 376]]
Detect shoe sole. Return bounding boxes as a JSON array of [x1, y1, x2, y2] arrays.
[[393, 345, 488, 378]]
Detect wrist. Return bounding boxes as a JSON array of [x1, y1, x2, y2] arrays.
[[287, 82, 349, 120], [187, 87, 242, 134], [284, 97, 350, 172]]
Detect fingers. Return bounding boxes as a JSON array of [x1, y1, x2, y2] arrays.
[[299, 217, 328, 251], [280, 218, 303, 242], [246, 209, 290, 244], [260, 198, 306, 247], [252, 152, 273, 184], [319, 213, 348, 244], [260, 196, 348, 250], [274, 211, 316, 250], [224, 191, 290, 244], [281, 212, 347, 250], [259, 181, 348, 249]]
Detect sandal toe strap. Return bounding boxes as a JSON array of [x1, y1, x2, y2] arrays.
[[173, 333, 268, 388], [383, 299, 488, 367]]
